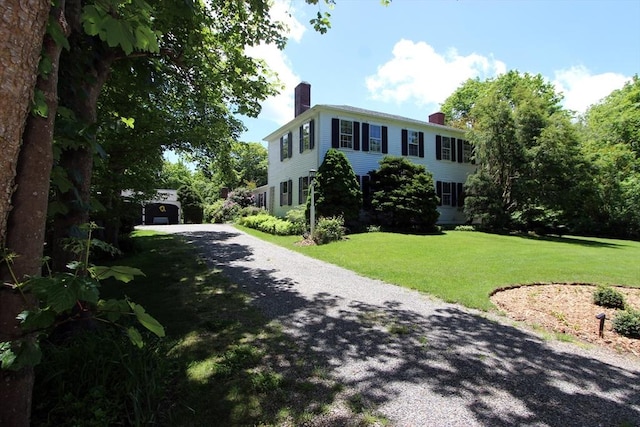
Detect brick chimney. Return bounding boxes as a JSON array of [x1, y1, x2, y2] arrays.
[[428, 112, 445, 125], [295, 82, 311, 117]]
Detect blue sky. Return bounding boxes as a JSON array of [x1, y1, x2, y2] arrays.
[[238, 0, 640, 144]]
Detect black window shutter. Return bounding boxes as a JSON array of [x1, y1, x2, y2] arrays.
[[279, 182, 284, 206], [310, 120, 315, 149], [362, 123, 369, 152], [299, 125, 304, 153], [457, 182, 464, 207], [288, 179, 292, 205], [436, 135, 442, 160], [287, 132, 293, 158], [280, 136, 284, 161], [457, 139, 463, 163], [436, 180, 442, 206], [382, 126, 388, 153], [298, 177, 303, 204], [401, 129, 408, 156], [451, 181, 457, 207], [418, 132, 425, 158], [331, 118, 339, 148], [451, 138, 457, 162], [353, 121, 360, 151]]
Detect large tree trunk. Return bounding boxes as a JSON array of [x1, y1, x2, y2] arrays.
[[0, 2, 52, 426], [51, 7, 115, 271]]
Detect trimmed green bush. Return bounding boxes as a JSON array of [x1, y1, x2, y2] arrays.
[[237, 213, 299, 236], [612, 308, 640, 338], [313, 216, 345, 245], [593, 285, 626, 309], [285, 206, 307, 235]]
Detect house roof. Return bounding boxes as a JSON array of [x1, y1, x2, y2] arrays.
[[263, 104, 465, 141]]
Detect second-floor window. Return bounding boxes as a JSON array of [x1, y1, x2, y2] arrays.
[[340, 120, 353, 149], [369, 124, 382, 153], [463, 140, 473, 163], [441, 136, 452, 161], [301, 122, 310, 151], [408, 130, 419, 156], [280, 131, 292, 161]]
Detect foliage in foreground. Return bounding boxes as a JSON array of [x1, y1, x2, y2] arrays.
[[30, 231, 360, 426]]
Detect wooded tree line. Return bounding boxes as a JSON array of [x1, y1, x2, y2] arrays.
[[442, 71, 640, 238], [0, 0, 330, 424]]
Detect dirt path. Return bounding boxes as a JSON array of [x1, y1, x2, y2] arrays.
[[142, 224, 640, 426]]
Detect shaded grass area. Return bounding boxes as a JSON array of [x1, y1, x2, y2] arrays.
[[33, 230, 355, 426], [237, 226, 640, 311]]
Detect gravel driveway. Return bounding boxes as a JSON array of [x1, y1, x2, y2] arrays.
[[142, 224, 640, 426]]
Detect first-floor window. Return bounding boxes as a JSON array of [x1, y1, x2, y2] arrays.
[[441, 182, 452, 206], [280, 180, 292, 206], [299, 176, 310, 204]]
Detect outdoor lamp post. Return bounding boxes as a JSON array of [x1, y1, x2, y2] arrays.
[[309, 169, 317, 237]]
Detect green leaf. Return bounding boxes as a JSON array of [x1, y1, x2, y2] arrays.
[[0, 342, 16, 369], [97, 299, 130, 322], [47, 15, 70, 50], [89, 265, 145, 283], [81, 5, 103, 36], [127, 327, 144, 348], [121, 117, 135, 128], [17, 309, 56, 330], [32, 89, 48, 118], [128, 301, 165, 337]]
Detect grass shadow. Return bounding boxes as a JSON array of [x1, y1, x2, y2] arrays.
[[179, 227, 640, 426]]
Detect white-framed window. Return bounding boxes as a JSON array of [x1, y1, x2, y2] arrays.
[[441, 136, 452, 161], [463, 140, 472, 163], [281, 133, 289, 160], [340, 120, 353, 149], [369, 124, 382, 153], [299, 176, 310, 204], [408, 130, 419, 156], [280, 180, 291, 206], [441, 182, 452, 206], [302, 122, 311, 151]]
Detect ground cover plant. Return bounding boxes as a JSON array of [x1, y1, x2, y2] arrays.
[[32, 230, 372, 425], [236, 227, 640, 311]]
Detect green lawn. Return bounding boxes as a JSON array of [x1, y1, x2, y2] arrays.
[[237, 227, 640, 311]]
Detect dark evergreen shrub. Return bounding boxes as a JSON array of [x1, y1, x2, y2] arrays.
[[612, 308, 640, 338], [593, 286, 626, 309]]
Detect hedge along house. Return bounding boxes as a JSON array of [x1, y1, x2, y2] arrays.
[[262, 82, 477, 224]]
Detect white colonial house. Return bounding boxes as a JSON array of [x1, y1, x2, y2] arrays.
[[258, 82, 476, 225]]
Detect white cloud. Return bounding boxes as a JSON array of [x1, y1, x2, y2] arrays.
[[243, 1, 306, 126], [366, 40, 506, 107], [552, 66, 630, 113]]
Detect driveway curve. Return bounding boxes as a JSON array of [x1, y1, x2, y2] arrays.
[[141, 224, 640, 426]]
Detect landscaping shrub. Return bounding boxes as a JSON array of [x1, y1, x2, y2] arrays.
[[313, 216, 345, 245], [593, 285, 626, 309], [454, 225, 476, 232], [285, 205, 307, 235], [612, 308, 640, 338], [240, 206, 264, 218], [237, 213, 299, 235]]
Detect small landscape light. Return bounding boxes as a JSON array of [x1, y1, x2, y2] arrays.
[[596, 313, 606, 338]]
